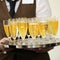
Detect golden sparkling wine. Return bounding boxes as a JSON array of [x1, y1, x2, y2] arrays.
[[11, 22, 17, 38], [39, 23, 46, 38], [3, 17, 58, 42], [4, 25, 9, 37], [38, 24, 40, 36], [9, 21, 12, 36], [48, 18, 58, 36], [38, 23, 42, 36], [29, 23, 38, 39], [18, 22, 27, 40]]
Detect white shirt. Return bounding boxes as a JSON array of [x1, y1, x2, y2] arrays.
[[5, 0, 51, 18], [48, 45, 60, 60]]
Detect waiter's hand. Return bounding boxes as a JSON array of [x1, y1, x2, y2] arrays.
[[0, 37, 13, 50], [0, 38, 9, 50], [0, 38, 9, 44], [0, 37, 13, 44]]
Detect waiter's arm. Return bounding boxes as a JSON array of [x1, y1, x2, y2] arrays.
[[36, 0, 51, 18]]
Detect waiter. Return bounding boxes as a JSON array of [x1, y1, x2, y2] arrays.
[[0, 0, 51, 60]]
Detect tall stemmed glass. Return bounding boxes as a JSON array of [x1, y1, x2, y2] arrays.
[[47, 17, 58, 44], [10, 19, 17, 45], [48, 17, 58, 37], [28, 18, 38, 48], [16, 18, 21, 43], [3, 20, 10, 54], [39, 18, 48, 47], [3, 19, 12, 45], [17, 18, 28, 46], [8, 19, 13, 45]]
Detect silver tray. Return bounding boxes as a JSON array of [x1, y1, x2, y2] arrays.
[[4, 38, 60, 49]]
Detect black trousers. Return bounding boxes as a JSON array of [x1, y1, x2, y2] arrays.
[[0, 48, 50, 60], [0, 50, 15, 60], [14, 49, 50, 60]]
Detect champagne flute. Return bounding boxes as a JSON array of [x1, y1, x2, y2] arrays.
[[48, 17, 58, 37], [8, 19, 13, 45], [18, 18, 28, 46], [3, 20, 10, 54], [39, 17, 48, 47], [29, 18, 39, 48], [10, 19, 17, 45], [3, 20, 12, 44], [17, 18, 22, 46], [47, 17, 58, 44]]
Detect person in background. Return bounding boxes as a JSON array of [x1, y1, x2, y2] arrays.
[[0, 0, 51, 60]]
